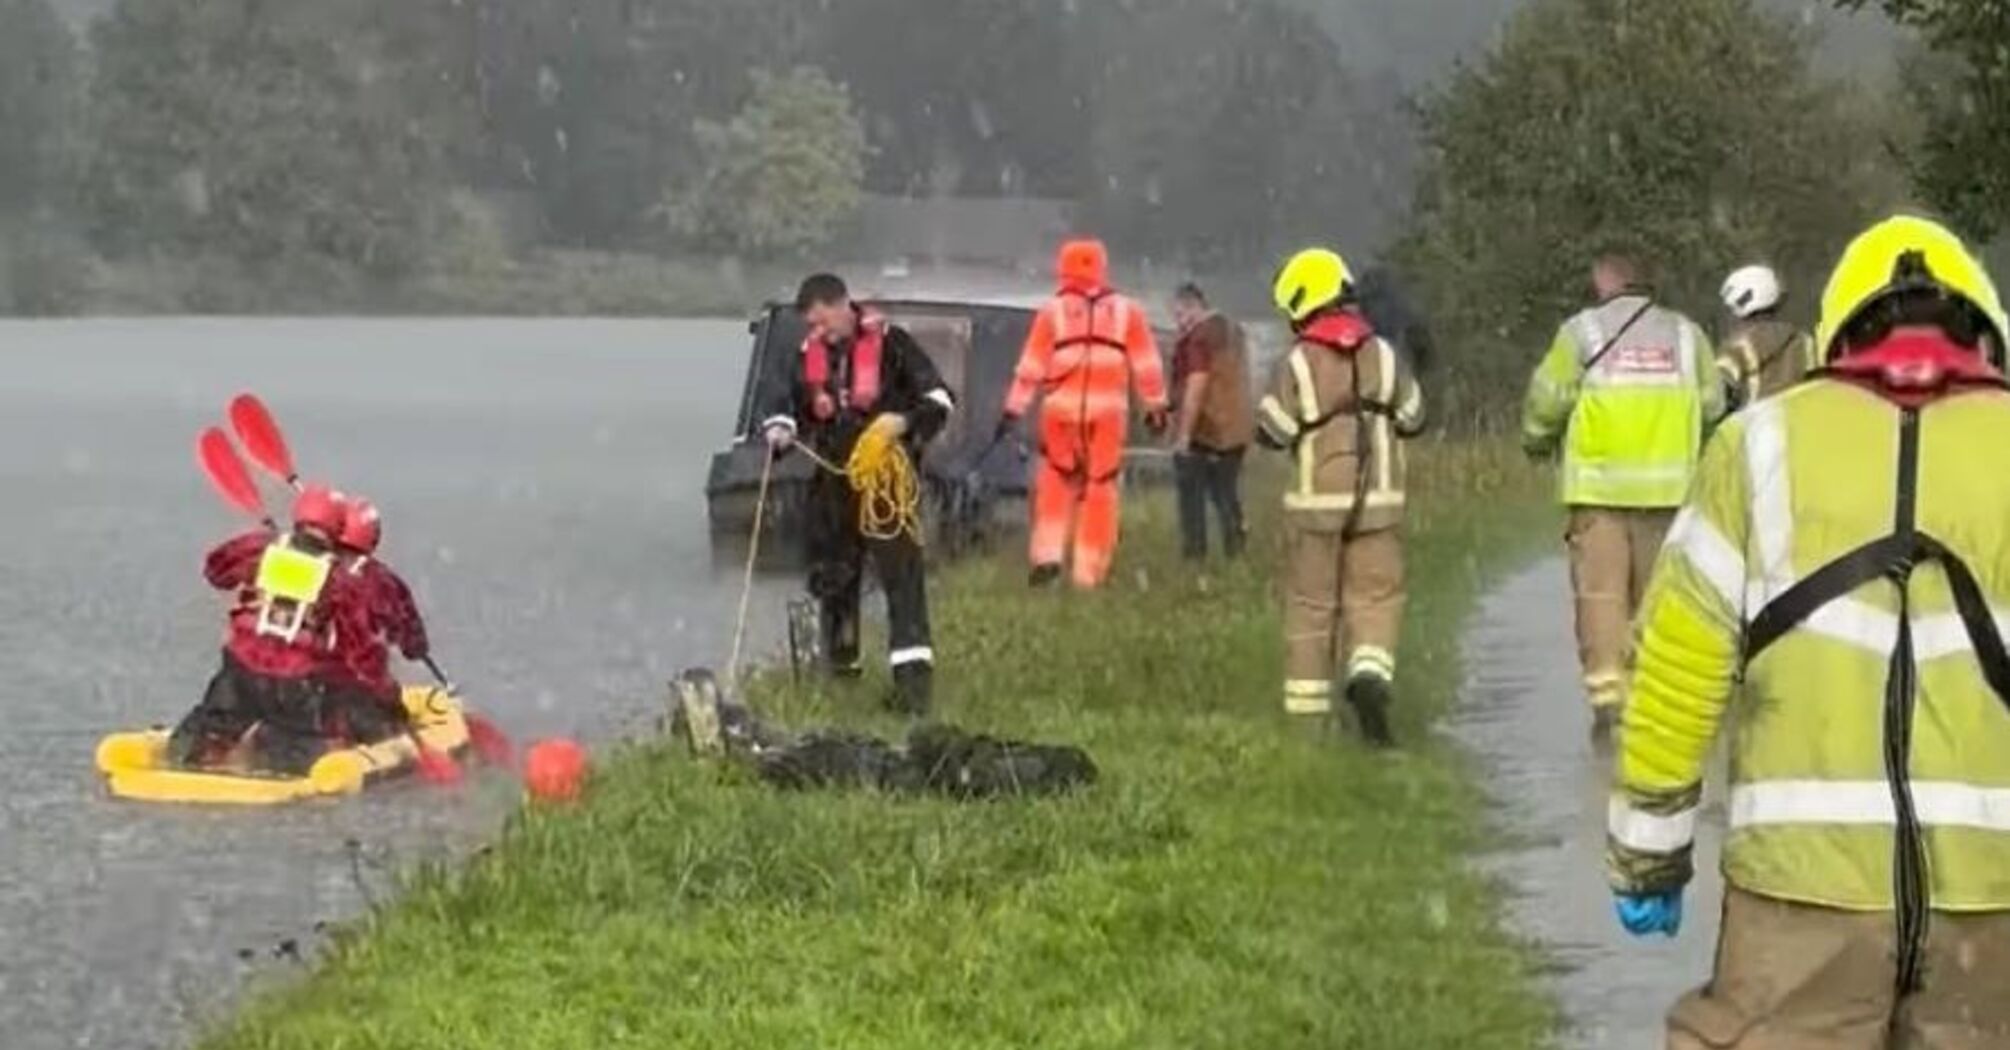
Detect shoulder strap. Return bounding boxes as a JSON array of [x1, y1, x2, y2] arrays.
[[1581, 299, 1656, 374], [1755, 328, 1802, 373], [1745, 411, 2010, 699]]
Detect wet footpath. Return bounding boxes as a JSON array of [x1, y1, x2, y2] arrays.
[[1452, 559, 1726, 1050]]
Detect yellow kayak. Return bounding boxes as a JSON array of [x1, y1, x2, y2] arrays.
[[95, 685, 471, 805]]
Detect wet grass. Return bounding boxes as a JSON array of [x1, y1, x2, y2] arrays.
[[207, 440, 1560, 1050]]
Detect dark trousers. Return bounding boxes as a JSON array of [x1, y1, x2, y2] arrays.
[[805, 474, 933, 681], [319, 681, 409, 746], [1175, 447, 1246, 559], [168, 650, 329, 775]]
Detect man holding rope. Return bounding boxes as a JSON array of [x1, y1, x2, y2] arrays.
[[762, 274, 957, 716]]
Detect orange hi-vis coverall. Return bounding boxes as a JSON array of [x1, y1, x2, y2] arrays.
[[1005, 288, 1168, 588]]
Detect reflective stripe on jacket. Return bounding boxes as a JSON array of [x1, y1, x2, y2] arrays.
[[1005, 289, 1166, 422], [1257, 314, 1425, 534], [1523, 295, 1723, 507], [1610, 378, 2010, 911], [1716, 317, 1815, 409]]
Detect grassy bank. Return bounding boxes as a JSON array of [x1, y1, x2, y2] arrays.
[[210, 441, 1559, 1050]]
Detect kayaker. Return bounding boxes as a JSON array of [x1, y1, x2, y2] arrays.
[[169, 485, 363, 774], [321, 497, 432, 745]]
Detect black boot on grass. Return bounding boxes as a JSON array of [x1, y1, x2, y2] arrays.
[[888, 664, 933, 719], [1345, 675, 1395, 749]]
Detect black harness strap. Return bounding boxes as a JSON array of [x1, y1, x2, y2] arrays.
[[1039, 289, 1129, 486], [1739, 408, 2010, 998], [1052, 334, 1130, 353]]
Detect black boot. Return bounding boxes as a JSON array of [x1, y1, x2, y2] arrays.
[[1345, 675, 1395, 749], [1029, 564, 1063, 588], [888, 664, 933, 718], [1590, 705, 1621, 747]]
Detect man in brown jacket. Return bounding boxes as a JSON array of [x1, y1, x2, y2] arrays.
[[1170, 283, 1256, 559], [1258, 249, 1426, 746]]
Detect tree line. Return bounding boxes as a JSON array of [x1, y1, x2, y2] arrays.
[[0, 0, 1416, 309], [3, 0, 2006, 426]]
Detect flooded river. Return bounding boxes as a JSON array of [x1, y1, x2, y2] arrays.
[[0, 318, 791, 1049], [1453, 559, 1726, 1049]]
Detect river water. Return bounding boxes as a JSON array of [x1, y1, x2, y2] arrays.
[[1453, 559, 1727, 1049], [0, 318, 791, 1049]]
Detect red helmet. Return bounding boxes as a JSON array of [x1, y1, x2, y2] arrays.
[[340, 497, 382, 554], [291, 484, 345, 536]]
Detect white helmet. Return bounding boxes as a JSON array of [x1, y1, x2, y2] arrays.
[[1721, 265, 1783, 320]]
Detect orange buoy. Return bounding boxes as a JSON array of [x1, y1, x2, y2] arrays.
[[523, 738, 589, 803]]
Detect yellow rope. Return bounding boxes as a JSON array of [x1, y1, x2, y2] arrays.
[[798, 418, 924, 545]]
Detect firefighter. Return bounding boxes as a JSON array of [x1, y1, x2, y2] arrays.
[[999, 238, 1169, 589], [321, 497, 430, 745], [1256, 248, 1426, 747], [1717, 264, 1817, 411], [1522, 252, 1723, 739], [1609, 215, 2010, 1047], [762, 274, 956, 716], [168, 484, 358, 774]]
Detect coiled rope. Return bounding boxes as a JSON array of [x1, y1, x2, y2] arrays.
[[799, 418, 923, 544]]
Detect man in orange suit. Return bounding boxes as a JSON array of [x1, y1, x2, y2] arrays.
[[1000, 239, 1169, 588]]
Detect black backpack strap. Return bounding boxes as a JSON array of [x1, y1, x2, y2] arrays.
[[1744, 533, 1916, 662], [1934, 541, 2010, 705]]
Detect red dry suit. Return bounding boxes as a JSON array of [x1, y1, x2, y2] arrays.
[[1005, 286, 1167, 587], [329, 555, 429, 700], [205, 529, 355, 679]]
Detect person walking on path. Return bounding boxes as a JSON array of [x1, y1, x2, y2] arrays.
[[999, 239, 1168, 589], [1716, 264, 1816, 412], [1522, 252, 1723, 739], [1257, 248, 1425, 746], [1169, 282, 1255, 560], [1608, 215, 2010, 1048]]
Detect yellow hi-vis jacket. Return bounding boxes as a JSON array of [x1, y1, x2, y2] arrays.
[[1609, 377, 2010, 912], [1522, 294, 1724, 507]]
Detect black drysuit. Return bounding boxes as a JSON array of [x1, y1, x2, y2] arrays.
[[761, 310, 955, 713]]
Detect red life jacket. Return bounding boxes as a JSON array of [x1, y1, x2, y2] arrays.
[[1296, 310, 1374, 354], [1826, 329, 2005, 408], [802, 312, 887, 421]]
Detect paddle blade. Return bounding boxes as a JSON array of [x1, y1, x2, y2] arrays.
[[229, 394, 297, 483], [414, 744, 464, 786], [464, 714, 516, 769], [197, 428, 267, 518]]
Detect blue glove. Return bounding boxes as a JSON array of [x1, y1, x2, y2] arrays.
[[1614, 891, 1683, 938]]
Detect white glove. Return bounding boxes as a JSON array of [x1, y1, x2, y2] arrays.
[[764, 424, 795, 451]]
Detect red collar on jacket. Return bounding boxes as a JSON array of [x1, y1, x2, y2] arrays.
[[1296, 310, 1373, 352], [1827, 328, 2004, 408]]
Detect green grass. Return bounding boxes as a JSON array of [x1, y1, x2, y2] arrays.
[[207, 441, 1560, 1050]]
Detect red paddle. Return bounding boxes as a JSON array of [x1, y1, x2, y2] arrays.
[[229, 394, 300, 489], [198, 428, 274, 526]]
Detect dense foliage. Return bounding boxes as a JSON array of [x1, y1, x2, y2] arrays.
[[0, 0, 1995, 327], [667, 68, 869, 259], [1843, 0, 2010, 236], [1396, 0, 1907, 422]]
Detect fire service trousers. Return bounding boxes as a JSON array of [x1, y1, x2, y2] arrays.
[[1032, 411, 1127, 588], [1667, 887, 2010, 1050], [806, 473, 933, 686], [1281, 522, 1405, 715], [1566, 506, 1675, 709]]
